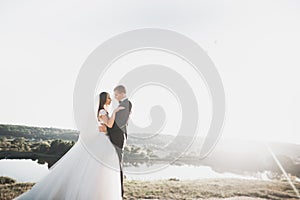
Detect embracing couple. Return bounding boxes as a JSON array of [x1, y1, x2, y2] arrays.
[[15, 85, 132, 200], [97, 85, 132, 198]]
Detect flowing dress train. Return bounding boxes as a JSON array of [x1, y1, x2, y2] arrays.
[[14, 132, 122, 200]]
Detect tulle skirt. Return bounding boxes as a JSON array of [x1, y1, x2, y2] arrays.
[[14, 132, 122, 200]]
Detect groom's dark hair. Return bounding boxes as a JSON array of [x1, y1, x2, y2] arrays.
[[114, 85, 126, 94]]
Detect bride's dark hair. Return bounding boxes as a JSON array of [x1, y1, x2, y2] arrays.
[[97, 92, 108, 117]]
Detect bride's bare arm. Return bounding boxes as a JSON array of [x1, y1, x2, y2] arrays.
[[99, 106, 125, 128]]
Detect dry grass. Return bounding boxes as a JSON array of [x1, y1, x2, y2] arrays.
[[0, 182, 34, 200], [123, 178, 300, 200], [1, 178, 300, 200]]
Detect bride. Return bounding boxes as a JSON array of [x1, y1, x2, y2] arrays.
[[15, 92, 125, 200]]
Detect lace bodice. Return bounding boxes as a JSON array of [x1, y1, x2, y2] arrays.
[[98, 109, 107, 123], [98, 109, 108, 134]]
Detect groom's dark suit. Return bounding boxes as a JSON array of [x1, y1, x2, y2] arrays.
[[107, 98, 132, 198]]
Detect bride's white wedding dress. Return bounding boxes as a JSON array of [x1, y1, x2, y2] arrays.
[[14, 130, 122, 200]]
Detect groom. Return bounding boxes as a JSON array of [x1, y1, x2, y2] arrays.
[[107, 85, 132, 198]]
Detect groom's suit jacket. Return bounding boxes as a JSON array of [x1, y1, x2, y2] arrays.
[[107, 98, 132, 149]]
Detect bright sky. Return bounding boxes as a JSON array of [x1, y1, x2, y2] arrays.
[[1, 0, 300, 144]]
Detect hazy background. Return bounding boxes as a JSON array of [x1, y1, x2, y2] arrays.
[[1, 0, 300, 144]]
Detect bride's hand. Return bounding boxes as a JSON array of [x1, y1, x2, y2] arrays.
[[98, 124, 107, 132], [114, 106, 125, 113]]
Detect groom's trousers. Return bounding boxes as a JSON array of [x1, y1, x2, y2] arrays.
[[115, 147, 124, 197], [108, 132, 127, 198]]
